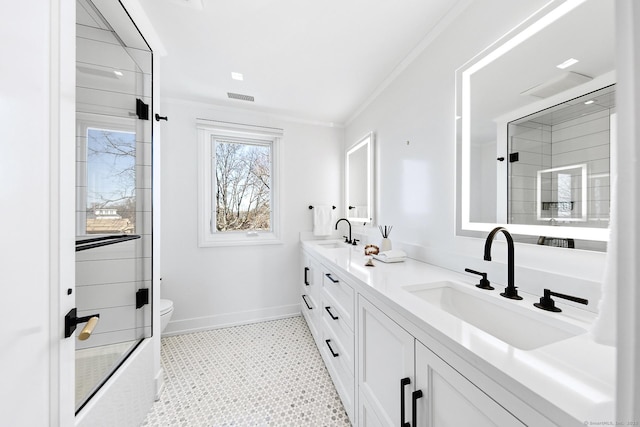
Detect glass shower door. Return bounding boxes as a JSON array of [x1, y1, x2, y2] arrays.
[[74, 0, 153, 412]]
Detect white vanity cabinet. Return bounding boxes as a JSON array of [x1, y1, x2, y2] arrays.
[[358, 295, 414, 426], [358, 295, 530, 427], [300, 247, 357, 424], [319, 266, 356, 423], [414, 342, 525, 427], [300, 244, 571, 426], [300, 250, 323, 344]]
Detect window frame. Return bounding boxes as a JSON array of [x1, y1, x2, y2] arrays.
[[197, 120, 282, 247]]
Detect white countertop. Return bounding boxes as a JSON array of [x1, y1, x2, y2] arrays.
[[302, 240, 615, 425]]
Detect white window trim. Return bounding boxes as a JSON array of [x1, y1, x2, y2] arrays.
[[197, 120, 283, 247]]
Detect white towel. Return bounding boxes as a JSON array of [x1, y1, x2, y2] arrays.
[[313, 206, 333, 236], [590, 175, 616, 346], [372, 249, 407, 263]]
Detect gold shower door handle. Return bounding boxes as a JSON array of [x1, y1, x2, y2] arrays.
[[78, 316, 100, 341]]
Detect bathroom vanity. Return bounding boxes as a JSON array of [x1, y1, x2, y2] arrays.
[[300, 240, 615, 426]]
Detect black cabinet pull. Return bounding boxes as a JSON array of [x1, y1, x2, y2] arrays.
[[325, 273, 339, 283], [325, 339, 339, 357], [325, 306, 339, 320], [401, 377, 411, 427], [304, 267, 310, 285], [412, 390, 423, 427], [301, 294, 313, 310]]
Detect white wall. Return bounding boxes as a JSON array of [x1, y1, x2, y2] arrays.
[[1, 1, 76, 426], [160, 98, 342, 334], [345, 0, 606, 308], [1, 3, 56, 425]]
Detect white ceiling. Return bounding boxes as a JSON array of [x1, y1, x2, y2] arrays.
[[137, 0, 465, 125]]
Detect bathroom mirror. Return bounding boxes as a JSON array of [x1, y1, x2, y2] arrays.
[[346, 132, 374, 224], [456, 0, 614, 250]]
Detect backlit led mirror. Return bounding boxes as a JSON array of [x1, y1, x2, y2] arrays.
[[346, 132, 374, 224], [456, 0, 614, 251]]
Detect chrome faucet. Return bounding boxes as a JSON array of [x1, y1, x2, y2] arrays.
[[484, 227, 522, 300], [335, 218, 352, 244]]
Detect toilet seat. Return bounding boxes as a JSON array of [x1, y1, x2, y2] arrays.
[[160, 299, 173, 315]]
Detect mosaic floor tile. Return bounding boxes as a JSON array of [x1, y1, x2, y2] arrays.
[[142, 316, 351, 426]]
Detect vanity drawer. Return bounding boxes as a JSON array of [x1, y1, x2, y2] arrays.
[[320, 321, 355, 423], [321, 296, 355, 376], [300, 292, 321, 341], [322, 270, 355, 330]]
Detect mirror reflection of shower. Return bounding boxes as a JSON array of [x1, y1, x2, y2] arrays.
[[75, 0, 153, 412]]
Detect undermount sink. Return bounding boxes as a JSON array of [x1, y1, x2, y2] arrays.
[[314, 240, 348, 249], [403, 281, 586, 350]]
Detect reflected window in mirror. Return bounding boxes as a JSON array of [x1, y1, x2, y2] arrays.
[[346, 132, 374, 224]]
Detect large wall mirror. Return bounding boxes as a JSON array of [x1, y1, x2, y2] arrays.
[[456, 0, 614, 251], [346, 132, 375, 224]]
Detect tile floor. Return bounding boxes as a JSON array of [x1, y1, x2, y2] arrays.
[[142, 316, 351, 426]]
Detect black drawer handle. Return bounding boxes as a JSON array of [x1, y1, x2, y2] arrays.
[[325, 273, 339, 283], [325, 339, 339, 357], [304, 267, 310, 285], [412, 389, 423, 427], [401, 377, 411, 427], [301, 294, 312, 310], [325, 306, 339, 320]]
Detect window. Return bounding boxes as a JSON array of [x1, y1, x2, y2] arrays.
[[198, 120, 282, 246]]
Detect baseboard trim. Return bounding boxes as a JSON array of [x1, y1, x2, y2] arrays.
[[162, 303, 302, 336]]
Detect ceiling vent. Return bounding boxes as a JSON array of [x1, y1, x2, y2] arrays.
[[167, 0, 204, 10], [520, 72, 593, 99], [227, 92, 255, 102]]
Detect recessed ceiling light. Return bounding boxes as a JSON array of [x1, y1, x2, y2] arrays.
[[584, 99, 596, 105], [231, 72, 244, 81], [113, 70, 124, 78], [556, 58, 579, 69]]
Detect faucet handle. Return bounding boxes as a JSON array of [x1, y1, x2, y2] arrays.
[[534, 289, 588, 312], [342, 235, 352, 244], [352, 239, 359, 246], [464, 268, 494, 290]]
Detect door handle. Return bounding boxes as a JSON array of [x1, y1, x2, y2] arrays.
[[301, 294, 313, 310], [412, 390, 423, 427], [325, 339, 339, 357], [325, 273, 339, 283], [78, 316, 100, 341], [64, 308, 100, 339], [401, 377, 411, 427], [325, 306, 339, 320]]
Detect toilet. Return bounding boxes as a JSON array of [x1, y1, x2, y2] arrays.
[[159, 299, 174, 333]]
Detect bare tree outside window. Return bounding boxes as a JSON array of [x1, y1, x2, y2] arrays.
[[85, 128, 136, 234], [214, 139, 271, 232]]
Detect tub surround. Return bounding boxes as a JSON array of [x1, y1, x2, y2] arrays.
[[302, 238, 615, 425]]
